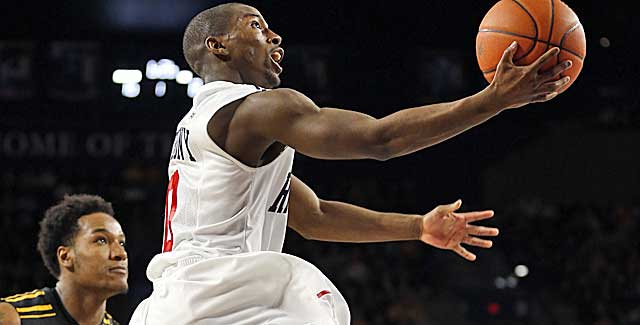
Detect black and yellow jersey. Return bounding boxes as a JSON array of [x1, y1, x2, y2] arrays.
[[1, 288, 118, 325]]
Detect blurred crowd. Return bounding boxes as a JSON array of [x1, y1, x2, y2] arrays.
[[499, 199, 640, 324]]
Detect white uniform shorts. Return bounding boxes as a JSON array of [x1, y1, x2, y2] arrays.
[[129, 251, 350, 325]]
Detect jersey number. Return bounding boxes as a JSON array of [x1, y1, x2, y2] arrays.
[[163, 170, 179, 252]]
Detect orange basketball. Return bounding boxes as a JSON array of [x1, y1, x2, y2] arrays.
[[476, 0, 586, 94]]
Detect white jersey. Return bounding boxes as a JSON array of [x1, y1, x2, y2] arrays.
[[152, 81, 294, 274], [131, 81, 351, 325]]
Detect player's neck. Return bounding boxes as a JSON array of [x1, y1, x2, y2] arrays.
[[202, 63, 244, 85], [55, 281, 107, 325]]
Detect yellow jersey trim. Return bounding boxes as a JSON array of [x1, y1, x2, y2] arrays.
[[3, 289, 41, 300], [19, 312, 57, 319], [3, 290, 46, 302], [16, 304, 54, 313]]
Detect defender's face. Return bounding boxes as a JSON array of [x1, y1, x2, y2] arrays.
[[226, 6, 284, 88], [69, 213, 128, 295]]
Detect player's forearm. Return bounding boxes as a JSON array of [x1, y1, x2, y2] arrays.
[[300, 199, 423, 243], [374, 86, 502, 160]]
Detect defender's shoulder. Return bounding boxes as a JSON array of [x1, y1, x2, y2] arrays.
[[0, 302, 21, 325], [1, 289, 48, 307], [1, 288, 55, 322]]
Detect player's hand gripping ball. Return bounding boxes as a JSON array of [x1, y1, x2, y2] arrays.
[[476, 0, 586, 94]]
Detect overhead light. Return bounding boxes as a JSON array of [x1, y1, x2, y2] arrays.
[[112, 69, 142, 84], [146, 60, 159, 79], [158, 59, 180, 79], [122, 83, 140, 98], [187, 77, 204, 98], [514, 265, 529, 278], [155, 81, 167, 97], [176, 70, 194, 84]]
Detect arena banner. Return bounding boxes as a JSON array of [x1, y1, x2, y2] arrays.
[[0, 130, 174, 161]]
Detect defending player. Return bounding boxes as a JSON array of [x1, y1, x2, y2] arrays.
[[0, 195, 127, 325], [131, 3, 572, 324]]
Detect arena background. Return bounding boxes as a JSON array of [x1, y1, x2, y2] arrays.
[[1, 1, 638, 324]]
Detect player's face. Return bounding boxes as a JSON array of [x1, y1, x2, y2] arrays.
[[226, 6, 284, 88], [69, 213, 128, 295]]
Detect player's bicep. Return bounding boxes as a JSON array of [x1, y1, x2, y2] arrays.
[[0, 303, 21, 325], [287, 175, 322, 238], [244, 89, 386, 160]]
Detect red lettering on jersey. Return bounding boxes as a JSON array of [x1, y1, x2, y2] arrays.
[[163, 170, 179, 252], [316, 290, 331, 299]]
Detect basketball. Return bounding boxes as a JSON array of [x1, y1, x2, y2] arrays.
[[476, 0, 586, 94]]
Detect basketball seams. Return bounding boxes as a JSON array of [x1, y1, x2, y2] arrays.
[[478, 33, 537, 73], [558, 22, 583, 79], [546, 0, 556, 53], [556, 50, 584, 62], [559, 23, 583, 53], [478, 30, 585, 61], [479, 28, 533, 39], [510, 0, 538, 61]]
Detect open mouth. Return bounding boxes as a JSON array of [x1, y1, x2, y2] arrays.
[[270, 48, 285, 73]]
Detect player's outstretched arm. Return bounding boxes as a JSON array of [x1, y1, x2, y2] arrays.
[[0, 303, 21, 325], [288, 175, 498, 261], [239, 42, 571, 161]]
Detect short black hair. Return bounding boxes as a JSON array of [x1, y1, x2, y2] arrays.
[[37, 194, 115, 279], [183, 2, 245, 76]]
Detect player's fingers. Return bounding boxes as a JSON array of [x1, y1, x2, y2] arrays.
[[531, 47, 560, 71], [458, 210, 494, 222], [531, 91, 559, 103], [454, 245, 477, 261], [466, 225, 500, 236], [537, 77, 571, 93], [499, 41, 519, 65], [437, 199, 462, 214], [538, 60, 572, 83], [463, 236, 493, 248]]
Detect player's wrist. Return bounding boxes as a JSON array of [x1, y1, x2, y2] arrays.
[[415, 214, 426, 241], [469, 85, 504, 115]]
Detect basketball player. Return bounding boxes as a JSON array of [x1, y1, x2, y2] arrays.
[[130, 3, 573, 324], [0, 194, 127, 325]]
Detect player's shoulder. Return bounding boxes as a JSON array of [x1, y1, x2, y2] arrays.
[[1, 288, 54, 323], [1, 288, 50, 307], [242, 88, 318, 117], [0, 300, 21, 325]]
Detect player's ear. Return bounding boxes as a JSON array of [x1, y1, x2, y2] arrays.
[[205, 36, 231, 60], [57, 246, 75, 272]]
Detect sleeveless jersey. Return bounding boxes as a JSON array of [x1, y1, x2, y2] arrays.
[[153, 81, 295, 275], [1, 287, 118, 325]]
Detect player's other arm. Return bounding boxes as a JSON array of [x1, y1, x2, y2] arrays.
[[288, 174, 423, 242], [0, 303, 21, 325], [241, 43, 571, 161], [288, 175, 499, 261]]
